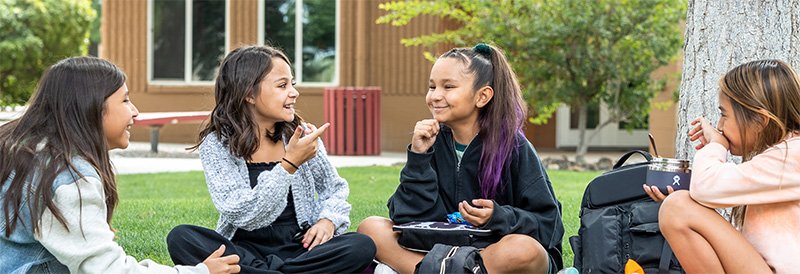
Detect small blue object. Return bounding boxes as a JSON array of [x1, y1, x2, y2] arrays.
[[556, 267, 579, 274], [446, 212, 470, 225]]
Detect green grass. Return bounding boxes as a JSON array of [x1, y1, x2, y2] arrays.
[[115, 167, 599, 267]]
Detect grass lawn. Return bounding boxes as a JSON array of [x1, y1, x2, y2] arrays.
[[115, 166, 600, 267]]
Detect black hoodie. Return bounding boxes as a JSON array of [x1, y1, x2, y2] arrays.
[[388, 126, 565, 269]]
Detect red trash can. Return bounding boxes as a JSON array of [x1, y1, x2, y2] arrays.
[[323, 87, 381, 155]]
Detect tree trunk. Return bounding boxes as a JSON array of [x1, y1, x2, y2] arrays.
[[576, 103, 588, 164], [676, 0, 800, 159]]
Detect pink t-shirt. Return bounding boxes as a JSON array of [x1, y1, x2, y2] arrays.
[[690, 136, 800, 274]]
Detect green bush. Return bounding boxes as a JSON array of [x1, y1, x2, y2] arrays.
[[0, 0, 95, 106]]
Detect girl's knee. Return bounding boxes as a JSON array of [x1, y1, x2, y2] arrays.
[[492, 234, 547, 268], [166, 224, 195, 245], [659, 191, 695, 231], [356, 216, 393, 236], [659, 191, 692, 219]]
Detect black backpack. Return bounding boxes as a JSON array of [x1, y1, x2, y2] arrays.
[[414, 244, 487, 274], [569, 150, 684, 274]]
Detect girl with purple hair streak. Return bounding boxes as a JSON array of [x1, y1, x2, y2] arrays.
[[358, 44, 564, 274]]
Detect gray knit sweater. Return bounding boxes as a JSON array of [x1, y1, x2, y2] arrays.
[[199, 133, 351, 239]]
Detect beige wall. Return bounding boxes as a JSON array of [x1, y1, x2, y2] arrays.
[[648, 58, 683, 158]]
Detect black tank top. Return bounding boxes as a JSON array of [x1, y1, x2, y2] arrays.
[[244, 161, 297, 225]]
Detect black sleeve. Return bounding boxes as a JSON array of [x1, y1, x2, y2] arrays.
[[481, 143, 564, 255], [387, 145, 448, 224]]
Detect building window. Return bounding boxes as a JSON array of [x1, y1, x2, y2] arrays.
[[149, 0, 228, 83], [259, 0, 338, 85], [569, 102, 600, 129]]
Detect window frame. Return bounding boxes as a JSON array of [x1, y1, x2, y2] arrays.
[[147, 0, 230, 86], [257, 0, 340, 87], [555, 103, 649, 149]]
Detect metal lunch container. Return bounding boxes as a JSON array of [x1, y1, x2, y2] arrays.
[[646, 157, 691, 191]]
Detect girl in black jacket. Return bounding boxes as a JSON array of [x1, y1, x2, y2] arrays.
[[358, 44, 564, 274]]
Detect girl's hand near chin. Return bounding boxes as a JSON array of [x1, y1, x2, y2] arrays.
[[410, 119, 439, 154], [688, 117, 730, 150]]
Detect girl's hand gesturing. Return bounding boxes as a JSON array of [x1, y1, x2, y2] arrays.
[[411, 119, 439, 154], [302, 122, 318, 135], [458, 199, 494, 227], [688, 117, 729, 150], [284, 123, 330, 170], [302, 218, 335, 250]]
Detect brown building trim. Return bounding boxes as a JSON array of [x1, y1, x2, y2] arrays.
[[229, 0, 258, 47]]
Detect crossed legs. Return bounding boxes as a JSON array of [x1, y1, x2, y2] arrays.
[[357, 216, 549, 274], [659, 191, 771, 273]]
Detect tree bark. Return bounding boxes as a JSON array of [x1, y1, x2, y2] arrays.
[[676, 0, 800, 159]]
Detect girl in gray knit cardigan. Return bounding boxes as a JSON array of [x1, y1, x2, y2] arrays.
[[166, 45, 376, 273]]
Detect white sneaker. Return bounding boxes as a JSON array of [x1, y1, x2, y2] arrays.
[[373, 262, 398, 274]]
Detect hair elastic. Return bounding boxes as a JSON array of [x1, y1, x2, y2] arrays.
[[282, 157, 299, 170], [474, 43, 492, 57]]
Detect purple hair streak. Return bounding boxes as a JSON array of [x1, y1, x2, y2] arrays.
[[442, 44, 528, 199]]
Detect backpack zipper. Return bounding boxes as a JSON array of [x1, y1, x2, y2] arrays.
[[451, 135, 461, 173], [452, 134, 474, 173]]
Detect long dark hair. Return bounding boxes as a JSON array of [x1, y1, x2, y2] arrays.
[[194, 45, 303, 160], [439, 44, 528, 199], [718, 59, 800, 228], [1, 57, 123, 237]]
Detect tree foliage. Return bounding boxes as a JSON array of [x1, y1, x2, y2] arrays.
[[0, 0, 95, 106], [378, 0, 685, 161]]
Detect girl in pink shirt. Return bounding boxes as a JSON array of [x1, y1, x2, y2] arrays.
[[649, 60, 800, 273]]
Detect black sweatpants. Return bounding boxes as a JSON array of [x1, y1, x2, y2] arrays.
[[167, 224, 376, 273]]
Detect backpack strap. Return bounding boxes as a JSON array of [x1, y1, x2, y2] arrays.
[[415, 244, 487, 274], [658, 241, 673, 274], [612, 150, 653, 169], [415, 244, 453, 274], [453, 246, 487, 274]]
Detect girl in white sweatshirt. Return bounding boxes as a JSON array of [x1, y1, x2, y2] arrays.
[[0, 57, 240, 274]]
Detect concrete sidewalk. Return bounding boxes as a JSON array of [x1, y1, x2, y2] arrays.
[[111, 142, 407, 174], [111, 142, 631, 174]]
